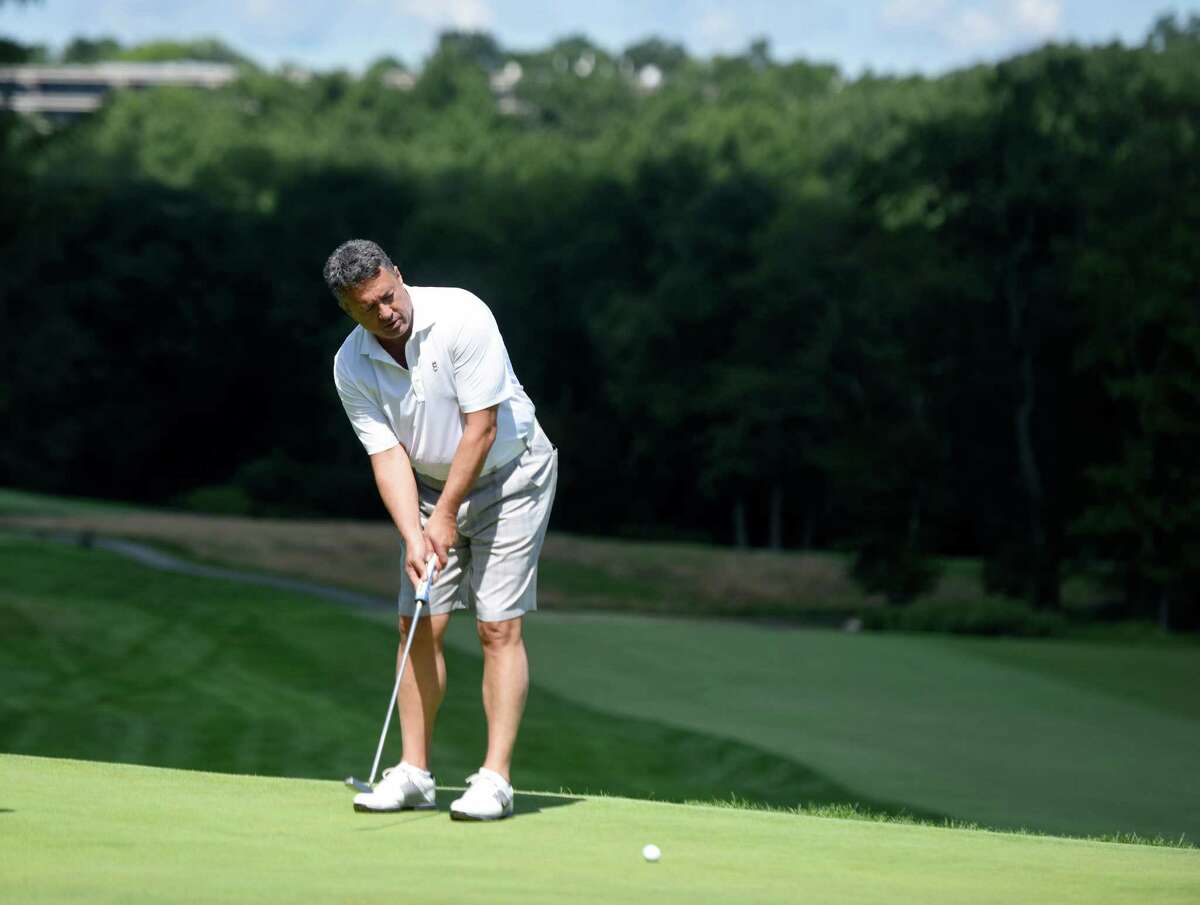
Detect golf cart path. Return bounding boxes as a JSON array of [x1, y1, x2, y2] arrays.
[[15, 529, 389, 610]]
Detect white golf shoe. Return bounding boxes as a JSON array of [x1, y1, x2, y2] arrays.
[[449, 768, 514, 821], [352, 761, 437, 813]]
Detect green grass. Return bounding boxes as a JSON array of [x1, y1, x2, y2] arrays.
[[4, 532, 1198, 844], [0, 487, 141, 516], [3, 755, 1198, 905], [687, 797, 1193, 849], [470, 611, 1200, 842], [947, 635, 1200, 723], [0, 533, 907, 813]]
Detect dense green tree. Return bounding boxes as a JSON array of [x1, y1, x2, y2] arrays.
[[853, 49, 1105, 608], [1069, 29, 1200, 629], [115, 37, 254, 66], [61, 36, 122, 63], [2, 20, 1199, 628]]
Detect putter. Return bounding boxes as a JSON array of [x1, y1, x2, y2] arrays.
[[344, 553, 439, 795]]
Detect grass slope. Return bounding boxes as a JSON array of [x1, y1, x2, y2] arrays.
[[0, 534, 890, 812], [3, 755, 1197, 905], [459, 612, 1200, 841], [4, 532, 1197, 841]]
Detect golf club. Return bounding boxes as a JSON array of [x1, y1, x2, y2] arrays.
[[344, 552, 439, 794]]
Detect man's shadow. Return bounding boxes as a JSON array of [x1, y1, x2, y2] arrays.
[[350, 791, 582, 830], [513, 791, 581, 816]]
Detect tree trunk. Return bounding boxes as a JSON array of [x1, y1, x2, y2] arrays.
[[908, 490, 921, 551], [802, 507, 816, 550], [908, 391, 925, 554], [1005, 242, 1058, 609], [732, 497, 749, 549], [1013, 344, 1047, 592], [768, 483, 783, 550]]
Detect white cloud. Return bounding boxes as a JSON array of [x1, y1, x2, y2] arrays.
[[399, 0, 494, 31], [1012, 0, 1062, 36], [881, 0, 951, 27], [883, 0, 1064, 49], [953, 8, 1006, 47], [243, 0, 290, 22], [696, 9, 740, 48]]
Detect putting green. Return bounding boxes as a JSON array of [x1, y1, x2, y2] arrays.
[[2, 755, 1196, 905]]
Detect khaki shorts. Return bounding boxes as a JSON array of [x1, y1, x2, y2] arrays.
[[399, 422, 558, 623]]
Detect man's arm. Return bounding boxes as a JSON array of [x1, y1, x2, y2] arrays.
[[369, 443, 429, 588], [424, 405, 499, 567]]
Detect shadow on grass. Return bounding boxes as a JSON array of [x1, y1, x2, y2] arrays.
[[349, 792, 583, 830], [514, 791, 584, 816], [351, 811, 444, 831]]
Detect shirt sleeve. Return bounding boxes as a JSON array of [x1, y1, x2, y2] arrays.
[[332, 356, 400, 456], [451, 294, 513, 414]]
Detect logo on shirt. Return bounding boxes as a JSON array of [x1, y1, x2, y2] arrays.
[[431, 361, 439, 372]]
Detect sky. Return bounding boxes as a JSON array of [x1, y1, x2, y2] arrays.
[[2, 1, 1196, 76]]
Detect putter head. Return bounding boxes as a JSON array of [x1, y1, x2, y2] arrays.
[[344, 776, 373, 794]]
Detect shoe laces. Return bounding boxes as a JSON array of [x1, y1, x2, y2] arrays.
[[380, 762, 430, 788], [465, 770, 511, 793]]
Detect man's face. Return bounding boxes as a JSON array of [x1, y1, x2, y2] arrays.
[[338, 265, 413, 343]]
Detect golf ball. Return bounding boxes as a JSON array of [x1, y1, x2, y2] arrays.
[[642, 844, 661, 862]]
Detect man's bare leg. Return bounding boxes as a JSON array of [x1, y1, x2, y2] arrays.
[[477, 615, 528, 783], [397, 611, 451, 770]]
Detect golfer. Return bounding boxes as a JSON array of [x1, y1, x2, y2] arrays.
[[323, 239, 558, 821]]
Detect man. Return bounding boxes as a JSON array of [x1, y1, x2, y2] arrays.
[[323, 238, 558, 821]]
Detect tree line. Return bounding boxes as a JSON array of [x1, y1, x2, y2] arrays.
[[2, 16, 1198, 627]]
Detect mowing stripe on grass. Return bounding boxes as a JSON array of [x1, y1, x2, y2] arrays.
[[477, 611, 1200, 841]]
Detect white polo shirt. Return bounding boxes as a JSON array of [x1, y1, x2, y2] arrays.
[[332, 285, 536, 481]]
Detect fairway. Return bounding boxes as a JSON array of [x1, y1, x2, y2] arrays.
[[2, 755, 1197, 905], [454, 613, 1200, 841], [4, 531, 1199, 843]]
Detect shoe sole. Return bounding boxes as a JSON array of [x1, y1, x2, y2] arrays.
[[353, 802, 437, 813], [449, 808, 513, 821]]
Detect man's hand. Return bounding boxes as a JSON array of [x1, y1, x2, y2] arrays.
[[424, 509, 457, 572], [404, 532, 432, 588]]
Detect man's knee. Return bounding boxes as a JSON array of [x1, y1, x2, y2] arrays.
[[401, 612, 451, 652], [477, 615, 523, 650]]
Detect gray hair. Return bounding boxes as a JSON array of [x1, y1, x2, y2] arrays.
[[322, 239, 396, 302]]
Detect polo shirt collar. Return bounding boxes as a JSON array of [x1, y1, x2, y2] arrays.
[[410, 286, 437, 333], [359, 285, 435, 367]]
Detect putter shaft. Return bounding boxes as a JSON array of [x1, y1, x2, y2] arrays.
[[364, 555, 439, 787]]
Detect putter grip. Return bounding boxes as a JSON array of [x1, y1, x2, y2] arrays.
[[415, 553, 439, 604]]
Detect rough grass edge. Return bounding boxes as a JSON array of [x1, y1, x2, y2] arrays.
[[676, 794, 1196, 850]]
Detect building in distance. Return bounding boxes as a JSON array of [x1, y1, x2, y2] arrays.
[[0, 61, 239, 127]]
